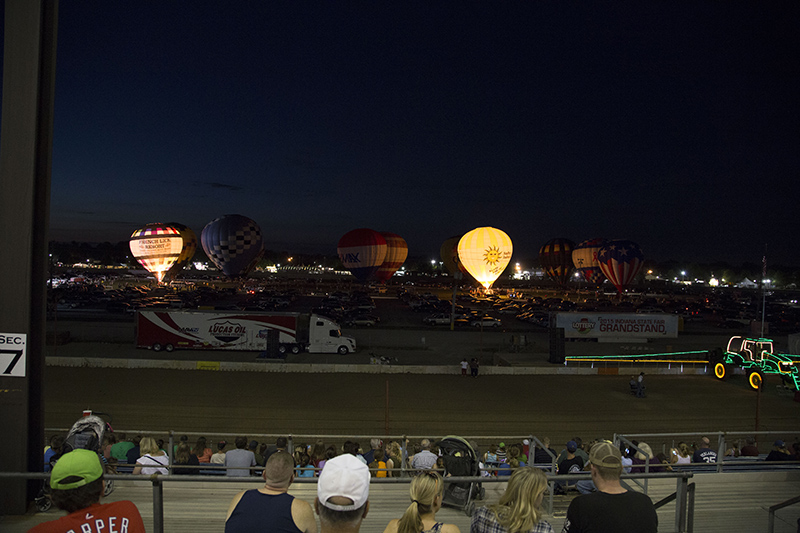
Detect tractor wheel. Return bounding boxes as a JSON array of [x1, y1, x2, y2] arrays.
[[748, 369, 764, 390], [713, 362, 730, 380]]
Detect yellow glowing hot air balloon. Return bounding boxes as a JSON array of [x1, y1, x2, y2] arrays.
[[129, 223, 186, 283], [457, 227, 513, 290]]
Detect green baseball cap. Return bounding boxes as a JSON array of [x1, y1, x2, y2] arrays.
[[50, 449, 104, 490]]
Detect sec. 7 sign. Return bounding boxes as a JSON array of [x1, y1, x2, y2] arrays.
[[0, 333, 26, 377]]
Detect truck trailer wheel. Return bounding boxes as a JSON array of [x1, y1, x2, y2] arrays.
[[165, 344, 174, 352], [152, 343, 162, 352], [278, 345, 287, 355], [337, 345, 349, 355], [290, 345, 301, 354], [748, 369, 764, 390], [713, 362, 730, 380]]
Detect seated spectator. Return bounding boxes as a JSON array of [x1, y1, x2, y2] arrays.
[[692, 436, 717, 464], [483, 443, 498, 465], [297, 453, 315, 478], [225, 436, 257, 477], [173, 442, 200, 475], [315, 454, 371, 533], [369, 449, 389, 478], [533, 438, 557, 465], [44, 435, 64, 473], [310, 440, 326, 469], [29, 449, 146, 533], [133, 437, 168, 475], [317, 446, 337, 474], [558, 437, 589, 465], [471, 467, 553, 533], [410, 439, 438, 471], [387, 441, 403, 476], [496, 442, 507, 463], [102, 433, 116, 462], [123, 435, 143, 472], [383, 470, 461, 533], [555, 440, 584, 493], [672, 442, 691, 464], [740, 437, 759, 457], [724, 445, 740, 458], [766, 440, 792, 461], [507, 444, 525, 468], [173, 434, 189, 455], [110, 433, 134, 464], [250, 440, 264, 467], [343, 440, 367, 464], [630, 443, 664, 473], [264, 436, 289, 464], [362, 438, 383, 465], [193, 436, 213, 463], [225, 451, 317, 533], [655, 453, 673, 471], [620, 445, 633, 474], [211, 441, 228, 465]]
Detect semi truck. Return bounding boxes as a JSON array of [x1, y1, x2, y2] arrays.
[[713, 336, 800, 391], [135, 310, 357, 355]]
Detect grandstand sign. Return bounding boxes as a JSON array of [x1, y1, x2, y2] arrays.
[[0, 333, 26, 377], [555, 313, 679, 342]]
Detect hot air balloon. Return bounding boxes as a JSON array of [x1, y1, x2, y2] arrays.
[[129, 223, 185, 283], [200, 215, 265, 278], [163, 222, 197, 281], [337, 228, 387, 282], [440, 235, 471, 278], [457, 227, 513, 290], [572, 238, 607, 285], [597, 240, 644, 293], [539, 238, 575, 287], [374, 232, 408, 283]]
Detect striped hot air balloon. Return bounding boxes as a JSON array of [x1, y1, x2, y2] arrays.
[[457, 227, 513, 290], [200, 215, 265, 278], [572, 238, 608, 285], [337, 228, 387, 282], [374, 232, 408, 283], [539, 238, 575, 287], [597, 240, 644, 293], [129, 223, 185, 283]]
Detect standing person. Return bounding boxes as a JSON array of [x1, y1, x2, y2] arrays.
[[471, 467, 553, 533], [315, 454, 371, 533], [226, 436, 257, 477], [29, 449, 146, 533], [383, 471, 461, 533], [469, 358, 480, 378], [460, 358, 468, 377], [226, 451, 318, 533], [132, 437, 168, 475], [562, 441, 658, 533], [636, 372, 646, 398], [692, 436, 718, 464]]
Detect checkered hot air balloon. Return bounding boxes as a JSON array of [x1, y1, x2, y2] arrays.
[[457, 227, 513, 290], [374, 232, 408, 283], [539, 238, 575, 287], [337, 228, 387, 282], [572, 238, 608, 285], [597, 240, 644, 293], [200, 215, 265, 278]]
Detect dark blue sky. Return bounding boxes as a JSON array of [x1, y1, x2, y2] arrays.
[[13, 2, 800, 265]]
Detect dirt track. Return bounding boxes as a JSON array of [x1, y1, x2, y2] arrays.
[[44, 366, 799, 450]]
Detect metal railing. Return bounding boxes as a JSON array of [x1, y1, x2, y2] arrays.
[[768, 494, 800, 533]]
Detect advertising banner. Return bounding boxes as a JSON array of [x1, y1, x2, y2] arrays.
[[555, 313, 679, 341]]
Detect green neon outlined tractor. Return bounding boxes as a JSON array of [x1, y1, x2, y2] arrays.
[[713, 336, 800, 391]]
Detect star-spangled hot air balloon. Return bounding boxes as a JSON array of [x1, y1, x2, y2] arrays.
[[374, 232, 408, 283], [200, 214, 265, 278], [572, 238, 608, 285], [597, 239, 644, 293], [539, 238, 575, 287], [163, 222, 197, 281], [337, 228, 387, 282], [129, 223, 186, 283], [457, 227, 513, 290]]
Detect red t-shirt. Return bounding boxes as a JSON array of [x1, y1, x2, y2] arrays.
[[28, 500, 145, 533]]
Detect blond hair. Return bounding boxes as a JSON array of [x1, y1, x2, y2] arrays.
[[397, 472, 443, 533], [490, 467, 547, 532], [139, 437, 163, 456]]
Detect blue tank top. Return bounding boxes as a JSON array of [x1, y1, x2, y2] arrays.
[[225, 490, 303, 533]]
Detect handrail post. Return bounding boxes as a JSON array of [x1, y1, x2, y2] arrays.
[[168, 431, 174, 470], [687, 482, 695, 533], [674, 474, 688, 532], [152, 477, 164, 533], [401, 435, 407, 475]]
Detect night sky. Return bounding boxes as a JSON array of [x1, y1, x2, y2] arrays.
[[5, 2, 799, 265]]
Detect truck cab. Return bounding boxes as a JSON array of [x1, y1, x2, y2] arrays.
[[726, 336, 773, 362], [308, 314, 357, 354]]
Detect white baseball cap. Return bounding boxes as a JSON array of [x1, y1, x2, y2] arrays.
[[318, 454, 370, 511]]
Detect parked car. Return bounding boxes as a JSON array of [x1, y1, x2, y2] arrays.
[[423, 313, 451, 325], [344, 314, 379, 327], [471, 316, 501, 328]]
